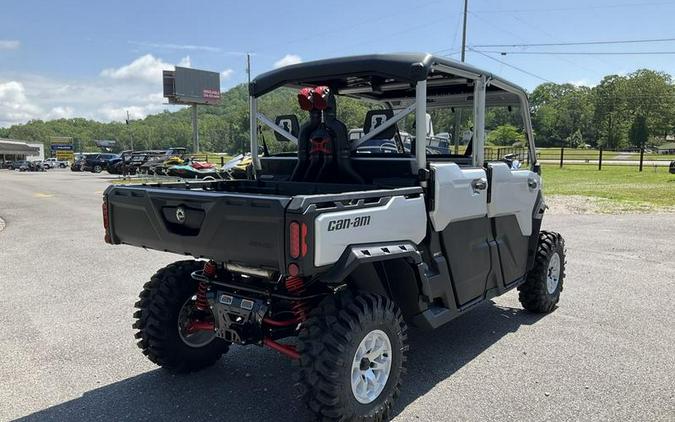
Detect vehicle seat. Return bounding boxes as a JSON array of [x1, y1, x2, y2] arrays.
[[290, 87, 363, 184], [363, 109, 396, 140]]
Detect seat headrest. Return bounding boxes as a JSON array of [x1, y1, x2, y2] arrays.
[[274, 115, 300, 142], [364, 109, 396, 140]]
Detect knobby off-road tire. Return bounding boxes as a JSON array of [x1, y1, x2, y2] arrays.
[[296, 291, 408, 421], [519, 231, 566, 313], [133, 260, 229, 373]]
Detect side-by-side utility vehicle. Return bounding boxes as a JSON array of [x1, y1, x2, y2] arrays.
[[103, 53, 566, 421]]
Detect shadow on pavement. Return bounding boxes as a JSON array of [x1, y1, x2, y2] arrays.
[[17, 302, 544, 422]]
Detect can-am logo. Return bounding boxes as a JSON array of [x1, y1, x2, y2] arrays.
[[327, 216, 371, 232], [175, 207, 186, 224]]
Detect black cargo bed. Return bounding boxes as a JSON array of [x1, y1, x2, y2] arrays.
[[105, 185, 292, 271]]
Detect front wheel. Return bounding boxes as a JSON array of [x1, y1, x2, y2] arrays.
[[93, 165, 102, 173], [133, 260, 229, 373], [519, 231, 566, 313], [297, 291, 407, 421]]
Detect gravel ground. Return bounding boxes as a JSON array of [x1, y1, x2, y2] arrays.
[[546, 194, 675, 215], [0, 169, 673, 422]]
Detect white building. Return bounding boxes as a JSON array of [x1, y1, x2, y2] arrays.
[[0, 138, 43, 163]]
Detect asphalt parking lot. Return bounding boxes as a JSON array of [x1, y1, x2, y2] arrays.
[[0, 169, 673, 422]]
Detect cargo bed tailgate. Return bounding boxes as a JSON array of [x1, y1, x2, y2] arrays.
[[105, 186, 290, 270]]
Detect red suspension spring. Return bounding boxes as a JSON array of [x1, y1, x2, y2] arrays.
[[285, 276, 311, 322], [195, 281, 209, 311], [196, 261, 216, 311]]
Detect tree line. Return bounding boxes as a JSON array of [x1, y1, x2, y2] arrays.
[[1, 68, 673, 153]]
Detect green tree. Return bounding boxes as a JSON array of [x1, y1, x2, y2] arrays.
[[629, 115, 648, 147], [487, 124, 525, 146]]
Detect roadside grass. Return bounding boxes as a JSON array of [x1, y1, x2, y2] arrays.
[[542, 164, 675, 211]]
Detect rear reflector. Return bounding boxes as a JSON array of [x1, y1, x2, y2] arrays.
[[289, 221, 300, 258]]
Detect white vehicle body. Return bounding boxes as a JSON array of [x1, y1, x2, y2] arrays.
[[43, 157, 69, 168]]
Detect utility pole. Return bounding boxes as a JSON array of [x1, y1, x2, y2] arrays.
[[455, 0, 469, 153], [461, 0, 468, 62], [126, 110, 134, 151], [245, 53, 252, 155]]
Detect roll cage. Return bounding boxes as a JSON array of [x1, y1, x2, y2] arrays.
[[248, 53, 536, 175]]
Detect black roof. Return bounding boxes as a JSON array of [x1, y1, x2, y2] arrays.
[[250, 53, 526, 98]]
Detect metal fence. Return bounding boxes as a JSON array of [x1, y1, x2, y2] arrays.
[[536, 147, 674, 171]]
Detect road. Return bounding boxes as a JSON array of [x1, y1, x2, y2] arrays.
[[1, 170, 673, 422]]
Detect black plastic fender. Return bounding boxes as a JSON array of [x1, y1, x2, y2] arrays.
[[320, 241, 423, 286]]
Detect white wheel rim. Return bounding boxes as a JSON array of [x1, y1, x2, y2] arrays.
[[351, 329, 392, 404], [547, 252, 561, 294]]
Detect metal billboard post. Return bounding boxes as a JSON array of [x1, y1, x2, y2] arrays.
[[192, 105, 199, 153]]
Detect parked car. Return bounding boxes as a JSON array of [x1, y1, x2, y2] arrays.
[[103, 53, 566, 421], [43, 157, 69, 169], [8, 160, 29, 170], [669, 160, 675, 174], [71, 153, 97, 172], [105, 150, 133, 174], [1, 161, 13, 169], [83, 153, 117, 173], [18, 160, 45, 172]]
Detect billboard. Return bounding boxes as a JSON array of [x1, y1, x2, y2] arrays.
[[163, 67, 221, 105], [50, 144, 73, 151], [56, 151, 74, 162]]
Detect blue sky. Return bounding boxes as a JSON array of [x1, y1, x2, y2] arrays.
[[2, 0, 675, 126]]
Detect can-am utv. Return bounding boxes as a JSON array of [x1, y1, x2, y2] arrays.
[[103, 53, 565, 421]]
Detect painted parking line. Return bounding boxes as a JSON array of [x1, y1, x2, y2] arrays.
[[34, 192, 54, 198]]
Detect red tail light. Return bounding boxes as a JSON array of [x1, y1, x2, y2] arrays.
[[289, 221, 308, 259], [102, 199, 111, 244], [289, 221, 300, 258]]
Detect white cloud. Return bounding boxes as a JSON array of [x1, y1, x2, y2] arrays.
[[221, 69, 234, 80], [129, 41, 222, 53], [569, 79, 596, 87], [0, 40, 20, 50], [0, 73, 183, 127], [0, 81, 42, 126], [274, 54, 302, 69], [46, 106, 75, 119], [100, 54, 191, 83]]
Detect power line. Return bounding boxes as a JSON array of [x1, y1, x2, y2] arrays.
[[472, 37, 675, 48], [470, 1, 675, 14], [465, 48, 554, 82], [478, 50, 675, 55]]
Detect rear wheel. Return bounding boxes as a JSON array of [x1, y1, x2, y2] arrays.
[[133, 260, 229, 373], [519, 231, 566, 313], [296, 291, 407, 421]]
